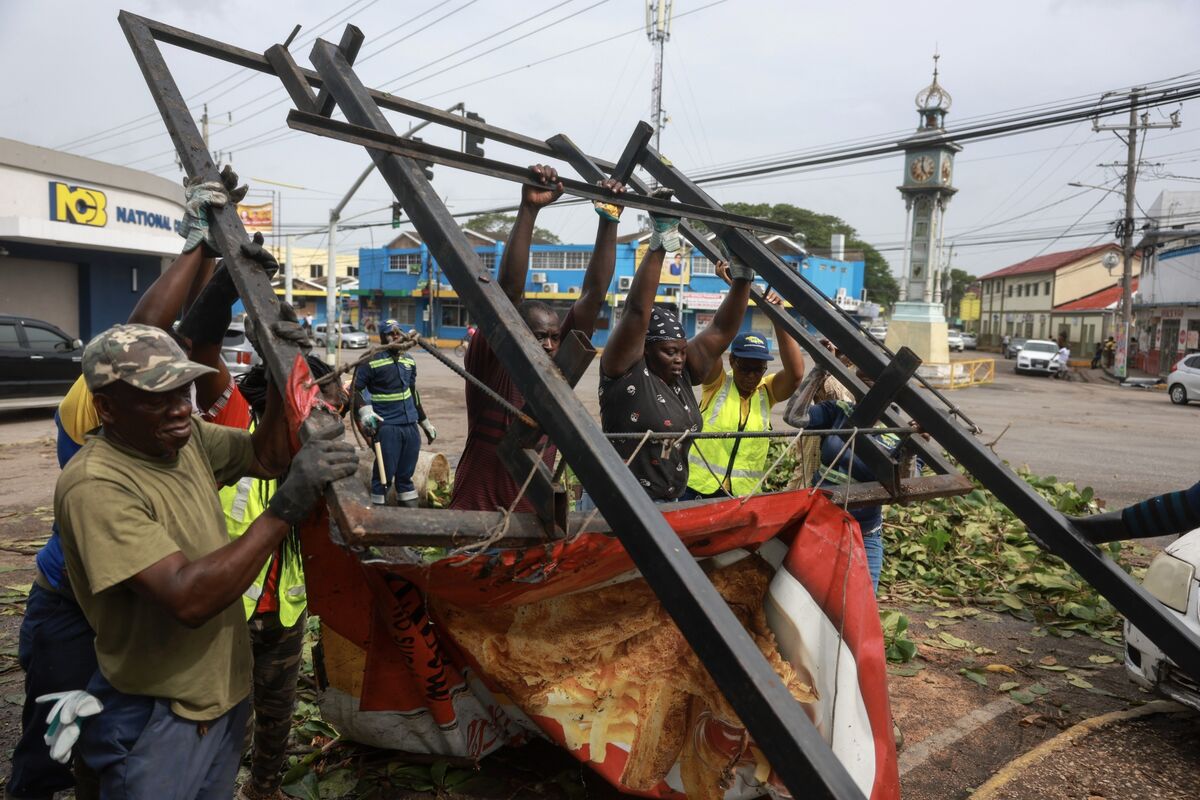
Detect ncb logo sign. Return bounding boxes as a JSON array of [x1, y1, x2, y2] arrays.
[[49, 182, 107, 227]]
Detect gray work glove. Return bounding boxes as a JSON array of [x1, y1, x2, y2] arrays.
[[728, 257, 755, 282], [267, 416, 358, 524], [178, 166, 248, 255]]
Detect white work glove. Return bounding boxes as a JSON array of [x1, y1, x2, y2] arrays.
[[37, 690, 103, 764], [179, 179, 229, 254], [419, 418, 437, 444], [357, 404, 384, 435]]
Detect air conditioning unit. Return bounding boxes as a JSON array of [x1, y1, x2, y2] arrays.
[[567, 286, 581, 295], [618, 276, 633, 290], [531, 272, 548, 284], [835, 287, 847, 299], [543, 282, 559, 293]]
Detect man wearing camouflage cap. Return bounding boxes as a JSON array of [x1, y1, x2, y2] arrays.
[[54, 324, 357, 799]]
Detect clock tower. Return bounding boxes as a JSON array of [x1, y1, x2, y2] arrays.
[[885, 54, 961, 367]]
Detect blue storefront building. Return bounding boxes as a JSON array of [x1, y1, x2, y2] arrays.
[[354, 229, 866, 348]]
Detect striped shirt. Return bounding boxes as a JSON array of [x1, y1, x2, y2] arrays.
[[1122, 480, 1200, 538]]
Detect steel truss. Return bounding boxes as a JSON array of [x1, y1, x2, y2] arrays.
[[117, 12, 1200, 800]]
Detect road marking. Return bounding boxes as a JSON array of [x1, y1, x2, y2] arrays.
[[898, 697, 1016, 776]]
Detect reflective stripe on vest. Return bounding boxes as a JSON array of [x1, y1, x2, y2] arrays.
[[218, 420, 306, 627], [687, 374, 771, 496]]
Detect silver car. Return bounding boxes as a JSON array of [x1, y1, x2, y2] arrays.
[[947, 330, 965, 352], [314, 323, 370, 349], [1168, 353, 1200, 405], [221, 323, 260, 377], [961, 331, 978, 350]]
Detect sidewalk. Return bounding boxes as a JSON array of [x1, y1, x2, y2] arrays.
[[1098, 363, 1165, 387]]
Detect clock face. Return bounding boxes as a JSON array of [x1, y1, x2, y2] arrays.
[[940, 158, 953, 184], [909, 155, 935, 183]]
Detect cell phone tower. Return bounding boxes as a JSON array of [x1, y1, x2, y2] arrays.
[[646, 0, 674, 151]]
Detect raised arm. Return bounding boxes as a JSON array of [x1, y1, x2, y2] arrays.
[[1070, 479, 1200, 544], [686, 259, 752, 384], [600, 247, 666, 379], [127, 248, 214, 329], [496, 165, 563, 305], [573, 179, 625, 334], [763, 290, 806, 399]]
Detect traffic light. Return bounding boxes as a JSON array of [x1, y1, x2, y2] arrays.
[[410, 137, 434, 181], [465, 111, 486, 158], [391, 202, 401, 229]]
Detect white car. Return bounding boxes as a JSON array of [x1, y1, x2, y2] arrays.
[[867, 325, 888, 342], [1015, 339, 1063, 375], [1168, 353, 1200, 405], [947, 330, 965, 352], [1124, 530, 1200, 711]]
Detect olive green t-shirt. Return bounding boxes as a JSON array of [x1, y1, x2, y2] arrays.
[[55, 417, 256, 721]]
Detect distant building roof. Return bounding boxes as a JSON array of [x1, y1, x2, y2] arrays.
[[1053, 278, 1137, 312], [385, 227, 496, 249], [979, 243, 1119, 281]]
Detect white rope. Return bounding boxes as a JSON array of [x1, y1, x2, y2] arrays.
[[737, 429, 806, 506], [570, 429, 654, 539]]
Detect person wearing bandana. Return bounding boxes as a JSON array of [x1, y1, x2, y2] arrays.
[[598, 204, 755, 501]]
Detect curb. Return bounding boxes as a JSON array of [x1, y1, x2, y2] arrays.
[[967, 700, 1190, 799]]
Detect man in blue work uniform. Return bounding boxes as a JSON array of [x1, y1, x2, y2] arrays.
[[354, 320, 436, 506]]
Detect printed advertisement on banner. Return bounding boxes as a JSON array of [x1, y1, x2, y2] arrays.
[[634, 243, 691, 285], [1187, 329, 1199, 350], [237, 202, 273, 234]]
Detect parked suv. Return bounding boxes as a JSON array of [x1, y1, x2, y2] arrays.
[[313, 323, 370, 349], [0, 315, 83, 402], [1168, 353, 1200, 405]]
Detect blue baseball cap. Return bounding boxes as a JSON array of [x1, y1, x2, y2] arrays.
[[380, 318, 401, 334], [730, 332, 774, 361]]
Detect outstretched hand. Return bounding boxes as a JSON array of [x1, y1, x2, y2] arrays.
[[267, 415, 358, 524], [520, 164, 564, 210]]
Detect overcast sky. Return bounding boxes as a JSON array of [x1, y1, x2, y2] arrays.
[[4, 0, 1200, 280]]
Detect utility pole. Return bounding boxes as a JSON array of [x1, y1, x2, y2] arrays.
[[646, 1, 673, 151], [1093, 90, 1180, 378], [325, 103, 465, 364]]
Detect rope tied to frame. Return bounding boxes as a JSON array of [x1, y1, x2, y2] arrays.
[[570, 429, 654, 540], [449, 442, 549, 560]]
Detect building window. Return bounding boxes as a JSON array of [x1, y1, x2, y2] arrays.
[[1032, 283, 1038, 296], [692, 258, 717, 276], [388, 253, 423, 274], [1007, 285, 1013, 297], [310, 263, 324, 279], [347, 265, 359, 278], [1045, 281, 1051, 295], [388, 301, 416, 326], [530, 250, 591, 270], [475, 250, 497, 272], [441, 302, 471, 328]]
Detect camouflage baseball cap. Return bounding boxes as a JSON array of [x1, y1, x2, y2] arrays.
[[82, 324, 216, 392]]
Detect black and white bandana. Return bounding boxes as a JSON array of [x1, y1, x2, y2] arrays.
[[645, 306, 685, 342]]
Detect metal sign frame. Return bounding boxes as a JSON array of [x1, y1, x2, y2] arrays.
[[116, 12, 1200, 800]]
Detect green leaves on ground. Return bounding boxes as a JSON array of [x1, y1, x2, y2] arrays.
[[881, 611, 917, 663], [880, 467, 1130, 642]]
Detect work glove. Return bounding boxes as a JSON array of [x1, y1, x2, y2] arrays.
[[592, 178, 625, 223], [179, 235, 279, 347], [358, 404, 384, 435], [244, 300, 312, 359], [178, 166, 248, 254], [419, 418, 437, 444], [266, 417, 358, 524], [646, 188, 681, 253], [37, 690, 103, 764], [728, 257, 755, 282]]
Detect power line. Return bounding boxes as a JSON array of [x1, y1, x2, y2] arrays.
[[59, 0, 382, 153]]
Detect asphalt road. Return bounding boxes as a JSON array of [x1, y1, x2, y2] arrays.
[[0, 350, 1195, 509]]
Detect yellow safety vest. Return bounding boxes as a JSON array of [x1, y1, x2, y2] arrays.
[[218, 425, 307, 627], [687, 374, 772, 496]]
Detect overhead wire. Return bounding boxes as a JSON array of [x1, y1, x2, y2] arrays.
[[62, 0, 382, 154]]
